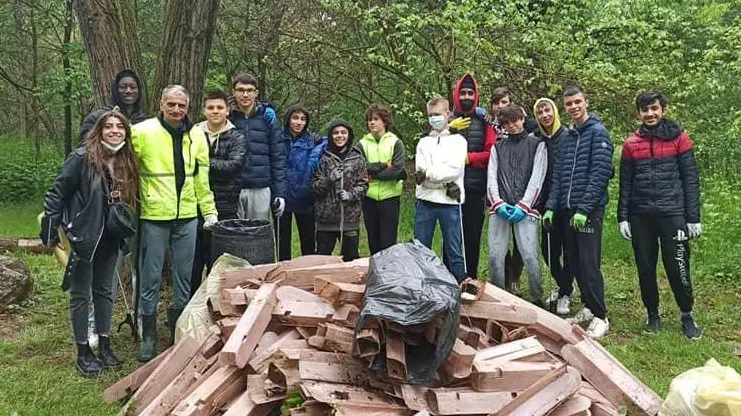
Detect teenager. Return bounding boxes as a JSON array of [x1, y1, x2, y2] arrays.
[[618, 90, 701, 339], [278, 105, 327, 260], [414, 97, 468, 281], [42, 109, 139, 376], [487, 104, 547, 306], [543, 85, 613, 339], [311, 120, 369, 261], [358, 104, 405, 255]]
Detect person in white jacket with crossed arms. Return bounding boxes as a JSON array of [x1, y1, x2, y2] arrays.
[[413, 96, 469, 282]]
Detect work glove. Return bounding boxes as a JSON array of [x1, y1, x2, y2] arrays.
[[329, 168, 343, 183], [367, 162, 386, 174], [449, 117, 471, 131], [541, 210, 554, 229], [272, 197, 285, 218], [619, 221, 632, 240], [444, 182, 461, 202], [263, 107, 277, 126], [496, 205, 511, 220], [337, 189, 352, 202], [203, 214, 218, 230], [39, 215, 60, 247], [687, 223, 702, 239], [571, 212, 588, 228], [413, 169, 427, 184], [508, 206, 526, 223]]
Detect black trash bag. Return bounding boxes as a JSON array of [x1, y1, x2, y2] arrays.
[[353, 240, 461, 384], [210, 219, 275, 266]]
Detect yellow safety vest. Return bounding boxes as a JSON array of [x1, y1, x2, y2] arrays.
[[359, 132, 403, 201]]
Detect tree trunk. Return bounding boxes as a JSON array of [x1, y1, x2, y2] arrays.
[[151, 0, 220, 118], [63, 0, 74, 156], [73, 0, 143, 109]]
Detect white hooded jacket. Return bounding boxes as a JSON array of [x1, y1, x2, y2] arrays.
[[415, 129, 468, 205]]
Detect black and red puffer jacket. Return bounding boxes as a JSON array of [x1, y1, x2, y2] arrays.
[[617, 119, 700, 223]]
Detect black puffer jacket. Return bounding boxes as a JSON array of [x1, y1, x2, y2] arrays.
[[196, 121, 247, 219], [41, 148, 108, 262], [618, 119, 700, 222], [79, 69, 147, 144]]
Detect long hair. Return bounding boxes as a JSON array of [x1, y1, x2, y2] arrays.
[[84, 110, 139, 208]]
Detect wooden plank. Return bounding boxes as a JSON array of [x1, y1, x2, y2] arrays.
[[253, 331, 280, 359], [386, 335, 407, 381], [561, 340, 662, 416], [220, 283, 278, 368], [355, 328, 381, 357], [458, 323, 489, 349], [221, 263, 279, 292], [172, 365, 245, 416], [321, 323, 353, 353], [222, 390, 277, 416], [248, 373, 287, 404], [314, 277, 365, 306], [125, 336, 201, 414], [400, 384, 432, 412], [473, 360, 563, 392], [333, 406, 411, 416], [138, 353, 212, 416], [102, 345, 174, 403], [264, 255, 344, 283], [300, 381, 408, 410], [441, 338, 477, 379], [549, 395, 592, 416], [473, 336, 545, 365], [461, 300, 538, 326], [249, 329, 301, 372], [298, 351, 369, 384], [426, 388, 512, 415], [268, 257, 368, 290], [217, 316, 242, 341], [495, 366, 581, 416], [577, 383, 620, 416]]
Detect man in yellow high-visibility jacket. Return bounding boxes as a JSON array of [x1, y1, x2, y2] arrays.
[[132, 85, 217, 362]]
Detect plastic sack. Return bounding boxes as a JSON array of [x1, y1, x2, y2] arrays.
[[660, 358, 741, 416], [354, 240, 461, 384], [175, 253, 253, 343]]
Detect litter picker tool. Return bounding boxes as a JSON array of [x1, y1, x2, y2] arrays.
[[116, 260, 137, 340]]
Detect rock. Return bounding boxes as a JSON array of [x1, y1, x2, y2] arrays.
[[0, 255, 34, 310]]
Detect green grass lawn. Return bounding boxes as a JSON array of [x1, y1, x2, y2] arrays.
[[1, 178, 740, 415], [0, 199, 44, 237]]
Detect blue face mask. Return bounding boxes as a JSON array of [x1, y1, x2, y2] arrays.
[[428, 115, 446, 131]]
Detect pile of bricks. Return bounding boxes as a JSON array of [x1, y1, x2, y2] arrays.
[[103, 255, 662, 415]]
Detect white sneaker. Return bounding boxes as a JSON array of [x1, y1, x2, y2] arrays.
[[566, 307, 594, 324], [556, 295, 571, 315], [586, 317, 609, 339], [545, 291, 559, 304], [87, 323, 99, 349]]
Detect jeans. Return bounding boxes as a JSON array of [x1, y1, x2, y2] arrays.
[[413, 200, 466, 281], [138, 219, 197, 316], [488, 214, 543, 302]]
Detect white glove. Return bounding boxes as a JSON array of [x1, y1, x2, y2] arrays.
[[687, 223, 702, 239], [619, 221, 632, 240], [203, 214, 218, 230], [272, 197, 285, 218]]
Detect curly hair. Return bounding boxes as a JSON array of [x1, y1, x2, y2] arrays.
[[364, 104, 393, 131], [497, 104, 526, 125], [84, 110, 139, 208]]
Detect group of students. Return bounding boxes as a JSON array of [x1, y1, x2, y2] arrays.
[[39, 69, 703, 378]]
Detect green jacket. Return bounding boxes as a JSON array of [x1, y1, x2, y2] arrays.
[[358, 131, 405, 201], [132, 117, 217, 221]]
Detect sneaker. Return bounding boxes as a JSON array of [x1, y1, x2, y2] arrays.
[[644, 314, 661, 334], [586, 317, 610, 339], [545, 291, 559, 304], [681, 313, 702, 340], [556, 296, 571, 315], [566, 307, 594, 324]]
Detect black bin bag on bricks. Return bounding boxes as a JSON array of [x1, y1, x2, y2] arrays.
[[353, 240, 461, 384]]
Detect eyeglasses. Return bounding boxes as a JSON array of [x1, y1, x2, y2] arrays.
[[234, 87, 256, 95]]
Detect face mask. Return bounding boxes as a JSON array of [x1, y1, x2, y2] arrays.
[[460, 99, 474, 112], [428, 115, 446, 131], [102, 141, 126, 153]]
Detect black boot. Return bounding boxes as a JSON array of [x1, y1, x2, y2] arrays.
[[76, 342, 103, 378], [98, 335, 122, 371], [138, 315, 157, 362], [167, 307, 184, 346]]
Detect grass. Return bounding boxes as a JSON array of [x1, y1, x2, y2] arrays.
[[1, 176, 740, 414], [0, 198, 44, 237]]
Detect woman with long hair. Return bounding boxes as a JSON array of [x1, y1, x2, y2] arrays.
[[41, 109, 139, 377]]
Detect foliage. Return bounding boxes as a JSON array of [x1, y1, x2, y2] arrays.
[[0, 137, 62, 204]]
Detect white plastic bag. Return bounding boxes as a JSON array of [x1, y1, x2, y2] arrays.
[[660, 358, 741, 416]]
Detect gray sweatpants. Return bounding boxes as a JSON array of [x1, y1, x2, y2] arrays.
[[69, 234, 119, 344], [488, 214, 542, 302], [238, 187, 272, 221], [138, 219, 197, 316]]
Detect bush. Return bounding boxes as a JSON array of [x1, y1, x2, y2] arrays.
[[0, 137, 63, 204]]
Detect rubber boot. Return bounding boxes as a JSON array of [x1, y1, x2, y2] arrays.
[[138, 314, 157, 362], [98, 335, 122, 371], [75, 342, 103, 378], [167, 307, 184, 346]]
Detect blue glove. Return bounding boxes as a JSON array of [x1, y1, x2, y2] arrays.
[[475, 107, 487, 117], [508, 206, 526, 223], [496, 205, 510, 220], [263, 107, 276, 126]]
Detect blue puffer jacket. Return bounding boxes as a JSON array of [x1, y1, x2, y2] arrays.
[[230, 101, 285, 198], [546, 114, 614, 215], [282, 105, 327, 214]]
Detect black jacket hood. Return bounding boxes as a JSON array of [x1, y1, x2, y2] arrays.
[[638, 118, 683, 141], [284, 105, 311, 137], [110, 69, 144, 114]]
